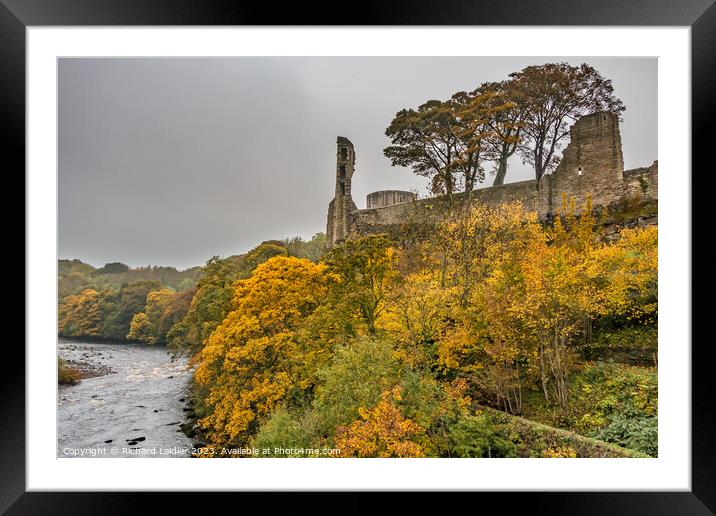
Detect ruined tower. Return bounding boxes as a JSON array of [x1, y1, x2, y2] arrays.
[[541, 111, 625, 214], [326, 137, 357, 247], [324, 113, 654, 247]]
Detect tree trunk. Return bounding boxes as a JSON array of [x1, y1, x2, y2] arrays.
[[534, 147, 543, 182], [539, 342, 550, 404], [493, 156, 508, 186]]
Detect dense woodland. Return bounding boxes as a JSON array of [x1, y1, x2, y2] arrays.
[[58, 63, 657, 458], [58, 200, 657, 457], [58, 234, 326, 346]]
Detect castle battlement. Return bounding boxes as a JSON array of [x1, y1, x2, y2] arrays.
[[326, 112, 657, 247]]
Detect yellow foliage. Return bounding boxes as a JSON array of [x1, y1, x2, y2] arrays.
[[185, 199, 657, 451], [58, 288, 104, 337], [382, 268, 455, 367], [437, 201, 542, 304], [195, 256, 329, 444], [127, 312, 154, 343], [586, 226, 658, 321], [435, 198, 657, 410], [145, 288, 175, 322], [542, 445, 578, 458], [335, 387, 426, 458]]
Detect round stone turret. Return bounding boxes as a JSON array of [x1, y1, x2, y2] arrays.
[[366, 190, 417, 209]]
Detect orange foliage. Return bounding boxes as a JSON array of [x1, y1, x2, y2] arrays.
[[194, 256, 329, 444], [335, 387, 426, 458]]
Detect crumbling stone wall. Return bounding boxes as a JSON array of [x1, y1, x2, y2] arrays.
[[623, 161, 659, 202], [327, 112, 658, 247], [541, 112, 626, 215], [326, 137, 358, 247]]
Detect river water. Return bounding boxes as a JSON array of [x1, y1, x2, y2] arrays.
[[57, 339, 194, 458]]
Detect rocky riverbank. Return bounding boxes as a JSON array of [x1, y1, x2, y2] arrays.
[[58, 339, 194, 457], [59, 342, 117, 383], [177, 394, 211, 456], [63, 357, 114, 381]]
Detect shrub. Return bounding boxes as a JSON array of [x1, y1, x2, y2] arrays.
[[448, 412, 517, 458], [252, 407, 323, 457], [313, 337, 402, 438], [58, 357, 81, 385], [593, 410, 658, 457], [542, 445, 577, 458]]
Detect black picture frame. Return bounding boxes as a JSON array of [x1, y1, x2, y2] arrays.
[[5, 0, 709, 512]]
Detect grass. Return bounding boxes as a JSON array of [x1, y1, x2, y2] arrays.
[[477, 405, 648, 458]]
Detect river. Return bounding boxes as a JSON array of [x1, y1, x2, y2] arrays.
[[57, 338, 195, 458]]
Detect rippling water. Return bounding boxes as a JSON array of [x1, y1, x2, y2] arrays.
[[58, 339, 194, 458]]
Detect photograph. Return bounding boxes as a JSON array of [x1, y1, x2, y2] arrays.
[[7, 7, 706, 508], [56, 56, 659, 460]]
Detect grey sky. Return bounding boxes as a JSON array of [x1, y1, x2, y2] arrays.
[[58, 57, 657, 270]]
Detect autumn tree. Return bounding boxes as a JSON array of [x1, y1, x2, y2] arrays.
[[127, 312, 154, 343], [335, 386, 426, 458], [587, 226, 658, 324], [58, 288, 105, 338], [435, 202, 544, 413], [471, 198, 654, 410], [438, 201, 541, 306], [125, 288, 184, 345], [450, 85, 522, 189], [474, 81, 528, 186], [156, 287, 195, 341], [100, 280, 162, 341], [384, 99, 474, 198], [382, 268, 453, 368], [166, 256, 241, 354], [509, 62, 625, 181], [321, 234, 396, 335], [194, 256, 329, 444], [447, 91, 490, 192], [433, 198, 655, 411]]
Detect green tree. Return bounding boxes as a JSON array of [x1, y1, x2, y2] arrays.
[[312, 337, 402, 437], [283, 233, 327, 262], [97, 262, 130, 274], [244, 241, 289, 271], [101, 280, 161, 341], [322, 234, 396, 335], [448, 412, 517, 457], [166, 256, 241, 355]]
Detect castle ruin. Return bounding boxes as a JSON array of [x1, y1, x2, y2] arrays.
[[326, 112, 658, 248]]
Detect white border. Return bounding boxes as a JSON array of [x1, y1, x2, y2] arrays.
[[27, 27, 690, 491]]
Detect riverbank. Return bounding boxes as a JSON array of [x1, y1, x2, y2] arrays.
[[58, 339, 194, 457]]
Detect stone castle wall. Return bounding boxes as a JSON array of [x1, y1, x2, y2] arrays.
[[541, 111, 627, 215], [623, 161, 659, 201], [327, 112, 658, 247]]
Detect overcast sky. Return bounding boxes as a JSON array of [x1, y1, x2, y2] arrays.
[[58, 57, 657, 270]]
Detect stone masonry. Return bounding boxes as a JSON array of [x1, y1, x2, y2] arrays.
[[326, 112, 658, 247], [326, 137, 358, 247]]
